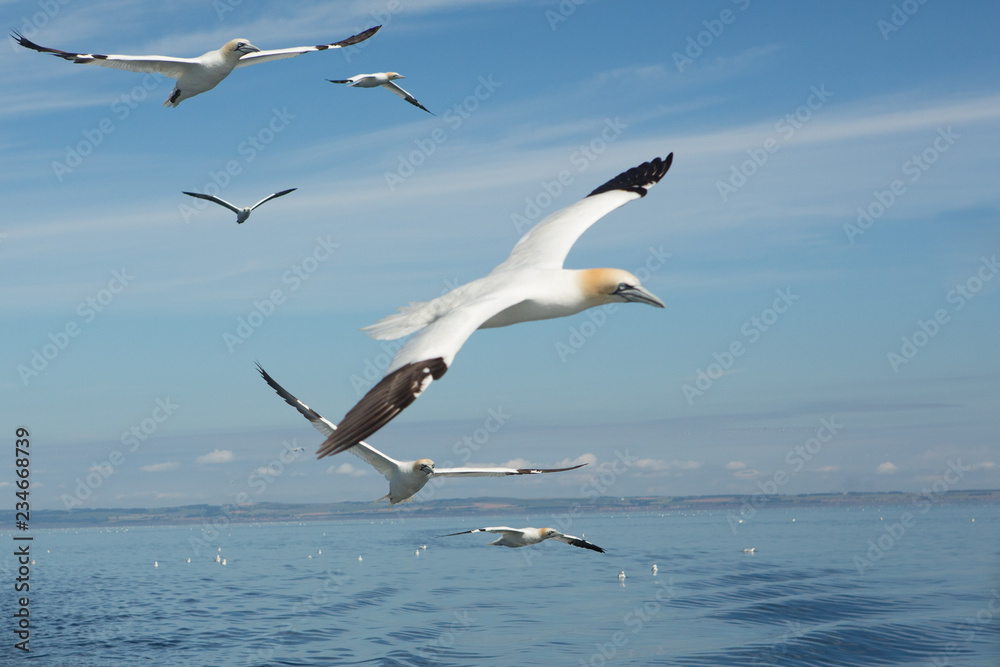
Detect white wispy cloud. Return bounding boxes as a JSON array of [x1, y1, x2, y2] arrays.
[[196, 449, 235, 464], [328, 462, 367, 477], [140, 462, 179, 472], [634, 459, 704, 472]]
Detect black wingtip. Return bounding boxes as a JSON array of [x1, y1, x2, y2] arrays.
[[10, 30, 36, 50], [334, 25, 381, 48], [587, 153, 674, 198]]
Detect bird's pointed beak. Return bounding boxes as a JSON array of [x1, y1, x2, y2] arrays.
[[618, 285, 665, 308], [239, 44, 260, 55]]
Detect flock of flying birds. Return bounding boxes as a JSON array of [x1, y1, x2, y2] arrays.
[[15, 23, 674, 556]]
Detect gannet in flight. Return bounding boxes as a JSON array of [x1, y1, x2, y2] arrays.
[[318, 154, 673, 459], [182, 188, 296, 224], [328, 72, 433, 114], [256, 363, 586, 505], [441, 526, 606, 553], [11, 26, 380, 107]]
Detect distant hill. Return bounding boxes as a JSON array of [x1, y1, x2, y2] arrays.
[[6, 490, 998, 529]]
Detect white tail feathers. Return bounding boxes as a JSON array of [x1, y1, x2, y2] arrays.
[[361, 284, 476, 340], [360, 300, 435, 340]]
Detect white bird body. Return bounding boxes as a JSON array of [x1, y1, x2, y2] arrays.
[[442, 526, 605, 553], [257, 364, 585, 505], [12, 27, 380, 106], [319, 155, 673, 457], [328, 71, 433, 114], [182, 188, 296, 223]]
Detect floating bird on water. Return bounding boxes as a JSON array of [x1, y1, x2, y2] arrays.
[[318, 154, 673, 458], [742, 547, 756, 554], [328, 72, 433, 114], [257, 363, 585, 504], [651, 564, 658, 575], [441, 526, 605, 553], [182, 188, 296, 224], [11, 27, 381, 107], [618, 570, 626, 582]]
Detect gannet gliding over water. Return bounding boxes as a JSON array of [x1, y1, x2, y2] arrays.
[[182, 188, 296, 224], [256, 363, 586, 505], [317, 154, 673, 459], [441, 527, 606, 553], [328, 72, 433, 114], [11, 26, 380, 107]]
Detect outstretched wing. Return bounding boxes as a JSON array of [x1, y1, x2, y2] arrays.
[[234, 26, 381, 67], [551, 531, 605, 553], [432, 463, 586, 478], [383, 81, 434, 115], [255, 362, 398, 477], [494, 154, 673, 273], [317, 289, 528, 458], [249, 188, 297, 211], [182, 191, 240, 214], [12, 31, 196, 79], [440, 526, 517, 537]]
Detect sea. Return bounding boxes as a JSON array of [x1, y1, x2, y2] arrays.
[[2, 502, 997, 666]]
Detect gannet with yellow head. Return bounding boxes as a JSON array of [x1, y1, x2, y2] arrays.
[[11, 26, 381, 107], [328, 71, 434, 114], [441, 526, 606, 553], [317, 154, 673, 459]]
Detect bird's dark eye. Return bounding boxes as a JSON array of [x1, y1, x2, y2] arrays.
[[617, 282, 630, 292], [236, 42, 245, 48]]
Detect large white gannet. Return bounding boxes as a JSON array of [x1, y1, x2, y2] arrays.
[[328, 72, 433, 114], [11, 26, 380, 107], [317, 154, 673, 459], [441, 526, 606, 553], [256, 363, 586, 505], [182, 188, 296, 224]]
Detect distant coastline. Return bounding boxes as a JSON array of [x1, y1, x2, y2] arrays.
[[6, 489, 998, 529]]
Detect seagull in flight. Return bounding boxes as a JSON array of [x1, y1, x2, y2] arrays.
[[328, 72, 433, 114], [256, 363, 586, 505], [441, 526, 606, 553], [11, 26, 381, 107], [317, 154, 673, 459], [182, 188, 296, 224]]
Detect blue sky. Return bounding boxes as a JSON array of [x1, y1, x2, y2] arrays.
[[2, 0, 998, 510]]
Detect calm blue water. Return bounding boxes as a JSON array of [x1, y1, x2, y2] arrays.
[[2, 503, 997, 666]]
